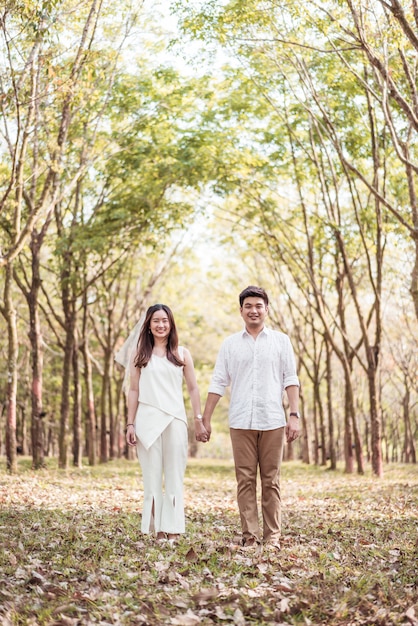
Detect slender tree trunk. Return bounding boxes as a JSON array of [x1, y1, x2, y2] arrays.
[[367, 352, 383, 477], [83, 339, 97, 466], [114, 376, 125, 459], [58, 261, 75, 469], [326, 341, 337, 470], [108, 352, 115, 460], [4, 264, 18, 473], [81, 272, 97, 466], [28, 237, 45, 469], [0, 403, 4, 454], [403, 388, 416, 463], [382, 410, 389, 464], [21, 403, 28, 455], [319, 401, 327, 466], [351, 405, 365, 475], [312, 396, 319, 465], [365, 419, 370, 463], [313, 376, 326, 466], [343, 368, 355, 474], [72, 330, 83, 467], [59, 329, 74, 469], [100, 361, 109, 463], [101, 315, 115, 462], [84, 349, 97, 466]]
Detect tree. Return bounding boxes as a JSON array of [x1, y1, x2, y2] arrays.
[[174, 0, 417, 475], [1, 0, 223, 469], [0, 0, 137, 470]]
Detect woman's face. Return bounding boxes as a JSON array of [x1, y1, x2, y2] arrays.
[[150, 310, 171, 341]]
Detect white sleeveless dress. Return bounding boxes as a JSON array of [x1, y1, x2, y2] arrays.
[[135, 347, 187, 450], [134, 347, 188, 534]]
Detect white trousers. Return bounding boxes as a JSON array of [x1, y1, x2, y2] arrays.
[[137, 418, 188, 534]]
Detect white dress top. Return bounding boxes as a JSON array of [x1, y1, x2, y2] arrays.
[[135, 347, 186, 450]]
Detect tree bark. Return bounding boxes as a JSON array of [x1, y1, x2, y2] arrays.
[[343, 367, 355, 475], [367, 347, 383, 477], [403, 387, 417, 463], [81, 290, 97, 466], [72, 329, 83, 467], [326, 340, 337, 470], [27, 234, 46, 469], [100, 354, 109, 463], [58, 258, 75, 469], [3, 264, 18, 473]]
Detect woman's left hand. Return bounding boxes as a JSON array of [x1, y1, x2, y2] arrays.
[[126, 425, 137, 447]]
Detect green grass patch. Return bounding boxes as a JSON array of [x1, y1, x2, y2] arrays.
[[0, 458, 417, 624]]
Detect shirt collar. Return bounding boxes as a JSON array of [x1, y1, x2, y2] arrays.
[[242, 325, 270, 337]]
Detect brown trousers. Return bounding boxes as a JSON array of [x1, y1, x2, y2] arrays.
[[229, 427, 285, 543]]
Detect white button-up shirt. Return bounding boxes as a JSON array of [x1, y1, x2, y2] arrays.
[[208, 326, 300, 430]]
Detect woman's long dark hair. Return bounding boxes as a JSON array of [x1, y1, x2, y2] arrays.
[[134, 304, 185, 368]]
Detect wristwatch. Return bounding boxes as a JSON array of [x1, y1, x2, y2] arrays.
[[290, 412, 300, 418], [194, 414, 203, 420]]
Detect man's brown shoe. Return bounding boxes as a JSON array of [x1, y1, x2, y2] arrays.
[[241, 537, 260, 550]]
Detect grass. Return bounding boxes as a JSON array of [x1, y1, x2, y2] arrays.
[[0, 458, 417, 625]]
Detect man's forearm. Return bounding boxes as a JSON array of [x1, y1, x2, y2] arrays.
[[203, 392, 222, 422], [285, 385, 300, 412]]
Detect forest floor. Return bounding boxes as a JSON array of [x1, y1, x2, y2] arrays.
[[0, 458, 417, 626]]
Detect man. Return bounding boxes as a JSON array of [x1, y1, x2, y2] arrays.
[[199, 285, 301, 550]]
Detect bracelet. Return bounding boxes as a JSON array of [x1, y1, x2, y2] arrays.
[[126, 423, 134, 428]]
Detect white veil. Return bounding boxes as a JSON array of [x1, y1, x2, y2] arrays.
[[114, 315, 145, 395]]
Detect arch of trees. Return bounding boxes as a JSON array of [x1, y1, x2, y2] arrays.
[[1, 0, 417, 475]]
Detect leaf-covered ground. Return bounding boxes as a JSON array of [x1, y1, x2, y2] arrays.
[[0, 459, 417, 625]]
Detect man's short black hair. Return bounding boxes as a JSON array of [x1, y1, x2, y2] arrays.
[[239, 286, 269, 307]]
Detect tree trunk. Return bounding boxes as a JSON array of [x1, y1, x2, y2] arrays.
[[28, 236, 45, 469], [108, 352, 115, 460], [314, 377, 327, 466], [114, 376, 125, 458], [326, 341, 337, 470], [4, 264, 18, 473], [85, 352, 97, 466], [21, 403, 28, 455], [58, 261, 75, 469], [80, 274, 97, 466], [366, 345, 383, 477], [83, 340, 97, 466], [312, 396, 319, 466], [101, 317, 115, 462], [368, 379, 383, 476], [343, 368, 355, 474], [410, 233, 418, 321], [72, 330, 83, 467], [403, 388, 416, 463], [100, 361, 109, 463], [59, 329, 74, 469]]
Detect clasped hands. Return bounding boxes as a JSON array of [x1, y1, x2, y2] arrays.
[[195, 419, 210, 443]]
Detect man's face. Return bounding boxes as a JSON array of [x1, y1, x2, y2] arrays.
[[240, 296, 268, 329]]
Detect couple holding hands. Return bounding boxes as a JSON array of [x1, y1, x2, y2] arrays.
[[124, 286, 301, 549]]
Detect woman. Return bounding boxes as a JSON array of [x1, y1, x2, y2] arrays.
[[126, 304, 207, 544]]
